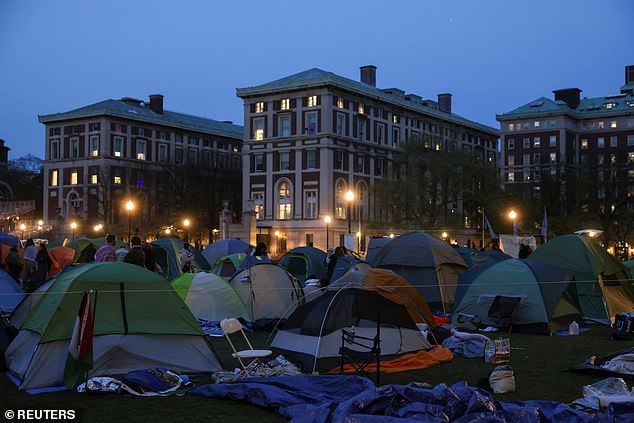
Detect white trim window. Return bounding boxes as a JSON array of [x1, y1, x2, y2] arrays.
[[307, 95, 317, 107], [252, 192, 264, 220], [253, 118, 265, 140], [277, 180, 292, 220], [114, 136, 123, 157], [376, 123, 385, 144], [304, 189, 317, 219], [50, 140, 60, 160], [306, 149, 317, 169], [51, 170, 58, 186], [281, 98, 290, 111], [255, 102, 265, 113], [71, 171, 78, 185], [336, 113, 345, 136], [335, 179, 346, 219], [90, 135, 99, 157], [597, 137, 605, 148], [136, 139, 146, 160], [549, 135, 557, 147], [70, 137, 79, 158], [306, 112, 317, 135], [158, 143, 168, 162], [533, 137, 540, 148], [279, 151, 290, 171], [254, 153, 265, 172], [279, 115, 291, 137]]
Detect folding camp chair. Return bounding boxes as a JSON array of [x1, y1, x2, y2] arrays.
[[339, 324, 381, 385], [488, 295, 522, 333], [220, 318, 272, 380]]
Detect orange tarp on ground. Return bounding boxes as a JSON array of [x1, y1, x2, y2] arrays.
[[330, 346, 453, 374], [51, 246, 75, 269]]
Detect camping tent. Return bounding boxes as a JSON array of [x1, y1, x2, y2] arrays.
[[210, 253, 246, 279], [329, 266, 434, 325], [529, 234, 634, 323], [455, 247, 511, 269], [171, 271, 249, 321], [452, 259, 580, 334], [151, 238, 210, 281], [0, 232, 20, 247], [50, 246, 75, 270], [202, 239, 250, 270], [277, 246, 327, 284], [270, 288, 431, 372], [5, 262, 220, 390], [498, 235, 537, 258], [0, 269, 25, 314], [369, 232, 469, 313], [329, 255, 367, 283], [364, 237, 393, 265], [624, 260, 634, 280], [228, 263, 303, 321]]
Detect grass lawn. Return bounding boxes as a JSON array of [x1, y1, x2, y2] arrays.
[[2, 326, 634, 422]]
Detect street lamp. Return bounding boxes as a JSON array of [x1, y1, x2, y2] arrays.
[[508, 209, 518, 236], [94, 224, 103, 232], [19, 223, 26, 240], [345, 190, 354, 234], [442, 231, 448, 241], [324, 215, 331, 249], [70, 221, 77, 240], [183, 218, 190, 242], [126, 200, 135, 244]]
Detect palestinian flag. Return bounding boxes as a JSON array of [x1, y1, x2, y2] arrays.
[[63, 291, 94, 390]]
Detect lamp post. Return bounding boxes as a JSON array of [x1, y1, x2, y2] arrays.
[[345, 190, 354, 234], [508, 209, 517, 236], [183, 218, 190, 243], [19, 223, 26, 240], [70, 221, 77, 240], [126, 200, 135, 244], [324, 215, 331, 250]]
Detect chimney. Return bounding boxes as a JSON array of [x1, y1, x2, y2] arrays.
[[552, 88, 581, 109], [437, 93, 452, 113], [360, 65, 377, 87], [149, 94, 164, 114], [621, 65, 634, 95]]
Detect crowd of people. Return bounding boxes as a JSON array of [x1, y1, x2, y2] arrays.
[[2, 239, 53, 293]]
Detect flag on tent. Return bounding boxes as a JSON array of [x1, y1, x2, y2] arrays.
[[484, 215, 498, 239], [64, 291, 94, 390], [541, 208, 548, 238]]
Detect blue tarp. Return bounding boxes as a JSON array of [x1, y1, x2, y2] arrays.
[[190, 375, 634, 422]]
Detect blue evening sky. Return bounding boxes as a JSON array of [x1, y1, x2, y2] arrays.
[[1, 0, 632, 159]]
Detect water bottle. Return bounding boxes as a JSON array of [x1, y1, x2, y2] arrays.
[[569, 321, 579, 335]]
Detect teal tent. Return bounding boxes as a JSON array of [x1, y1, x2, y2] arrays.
[[278, 246, 327, 284], [210, 253, 246, 279]]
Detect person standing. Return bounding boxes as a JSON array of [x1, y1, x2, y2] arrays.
[[6, 245, 22, 283], [22, 239, 38, 288], [326, 246, 345, 284], [95, 234, 117, 262], [124, 236, 145, 267], [142, 242, 161, 273], [252, 242, 269, 259], [32, 243, 53, 291]]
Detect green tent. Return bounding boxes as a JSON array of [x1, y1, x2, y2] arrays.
[[278, 246, 327, 284], [68, 237, 127, 263], [624, 260, 634, 280], [151, 238, 210, 281], [452, 259, 581, 334], [5, 262, 220, 390], [529, 234, 634, 323], [171, 271, 249, 321], [210, 253, 246, 279]]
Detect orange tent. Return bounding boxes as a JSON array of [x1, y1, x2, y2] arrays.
[[47, 251, 61, 279], [1, 244, 24, 272], [51, 246, 75, 270]]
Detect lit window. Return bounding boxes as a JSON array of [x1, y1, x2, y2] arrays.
[[598, 121, 605, 129], [113, 176, 122, 184], [71, 171, 78, 185], [136, 139, 146, 160], [507, 172, 515, 182], [393, 114, 399, 124], [509, 123, 514, 131], [534, 121, 540, 128], [337, 97, 344, 109], [358, 104, 364, 114], [278, 181, 292, 220], [255, 102, 265, 113], [629, 152, 634, 163], [51, 170, 58, 186], [335, 180, 346, 218], [91, 174, 98, 184], [89, 136, 99, 157], [114, 137, 123, 157], [253, 118, 264, 140], [604, 102, 618, 109], [507, 156, 514, 166], [281, 98, 290, 110], [581, 139, 588, 149], [252, 192, 264, 219], [611, 120, 617, 128], [628, 135, 634, 146], [307, 95, 317, 107], [280, 116, 290, 137], [304, 190, 317, 219], [533, 137, 540, 147], [550, 152, 557, 163]]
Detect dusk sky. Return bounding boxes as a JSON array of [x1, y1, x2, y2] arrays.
[[1, 1, 632, 159]]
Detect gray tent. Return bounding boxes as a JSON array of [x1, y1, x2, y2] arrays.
[[369, 232, 468, 313]]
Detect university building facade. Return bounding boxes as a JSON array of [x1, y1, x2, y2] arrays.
[[39, 95, 243, 240], [237, 66, 499, 253]]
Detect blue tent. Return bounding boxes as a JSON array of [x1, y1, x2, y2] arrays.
[[0, 232, 20, 247], [202, 239, 250, 268], [329, 256, 365, 283], [0, 269, 25, 314]]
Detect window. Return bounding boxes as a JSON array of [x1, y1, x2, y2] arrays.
[[523, 153, 530, 166], [254, 154, 265, 172], [335, 180, 346, 218], [550, 152, 557, 163], [376, 123, 385, 144], [277, 181, 292, 219], [158, 144, 168, 162], [509, 123, 514, 131], [549, 120, 557, 128], [549, 135, 557, 147], [254, 118, 264, 140], [358, 103, 364, 114], [306, 233, 314, 247], [376, 159, 384, 176], [91, 174, 98, 184], [175, 147, 183, 164], [304, 189, 317, 218], [598, 121, 605, 129], [50, 140, 59, 160], [522, 122, 529, 130], [610, 153, 617, 165], [255, 102, 265, 113], [629, 152, 634, 164], [611, 120, 617, 129], [610, 136, 618, 147], [358, 119, 366, 140], [334, 151, 344, 169], [393, 114, 399, 124], [523, 138, 530, 148], [598, 154, 604, 165], [113, 176, 121, 184], [605, 102, 618, 110], [175, 134, 183, 143], [336, 113, 345, 136], [51, 170, 58, 186], [507, 138, 514, 150], [306, 149, 317, 169], [507, 156, 515, 166], [628, 135, 634, 146], [188, 136, 199, 146], [279, 151, 290, 170], [306, 112, 317, 135], [70, 137, 79, 158], [114, 137, 123, 157], [279, 115, 290, 137], [533, 137, 540, 148], [71, 171, 78, 185], [89, 135, 99, 157], [356, 155, 366, 173], [337, 97, 344, 109], [507, 172, 515, 182], [136, 139, 146, 160], [188, 148, 198, 165], [581, 138, 588, 149], [534, 153, 541, 164], [49, 127, 61, 136], [252, 192, 264, 220], [534, 121, 540, 128], [598, 137, 605, 148], [281, 98, 290, 110], [392, 128, 400, 147], [307, 95, 317, 107]]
